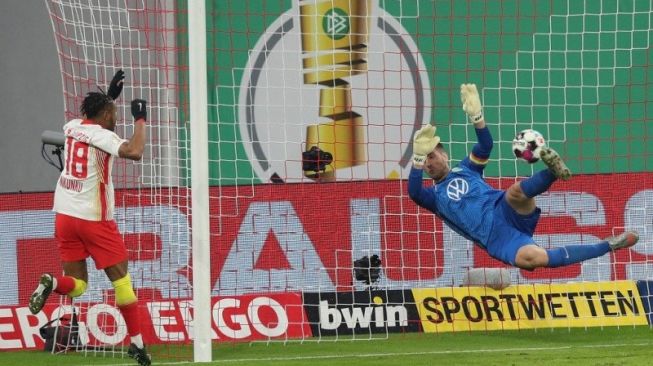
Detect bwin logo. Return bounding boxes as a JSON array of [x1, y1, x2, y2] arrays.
[[319, 300, 408, 330]]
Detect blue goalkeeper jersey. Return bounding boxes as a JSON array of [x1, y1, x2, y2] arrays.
[[407, 157, 504, 248]]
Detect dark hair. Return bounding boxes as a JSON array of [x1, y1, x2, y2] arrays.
[[80, 92, 114, 119]]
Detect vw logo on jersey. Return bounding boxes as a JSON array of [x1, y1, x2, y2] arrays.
[[446, 178, 469, 201]]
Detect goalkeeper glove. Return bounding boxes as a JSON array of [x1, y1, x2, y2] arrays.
[[107, 69, 125, 100], [131, 99, 147, 121], [412, 124, 440, 167], [460, 83, 483, 124]]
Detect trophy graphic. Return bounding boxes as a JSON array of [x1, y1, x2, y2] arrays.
[[299, 0, 369, 181], [238, 0, 431, 183]]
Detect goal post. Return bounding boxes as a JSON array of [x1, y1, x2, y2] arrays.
[[188, 0, 212, 362], [14, 0, 651, 362]]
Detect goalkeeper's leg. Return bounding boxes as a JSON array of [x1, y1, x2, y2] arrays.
[[516, 231, 639, 269], [540, 146, 571, 180], [507, 150, 570, 215], [517, 147, 571, 200]]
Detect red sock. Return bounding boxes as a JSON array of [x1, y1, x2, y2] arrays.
[[54, 276, 75, 295], [119, 302, 142, 336]]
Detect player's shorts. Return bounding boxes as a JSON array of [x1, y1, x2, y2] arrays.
[[485, 197, 541, 266], [55, 213, 128, 269]]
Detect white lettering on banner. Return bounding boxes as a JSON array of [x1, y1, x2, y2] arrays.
[[351, 193, 613, 287], [0, 191, 650, 302], [114, 206, 191, 299], [15, 307, 46, 348], [86, 304, 127, 345], [527, 192, 611, 283], [0, 210, 55, 306], [0, 308, 22, 349], [625, 190, 653, 278], [247, 297, 288, 337], [350, 198, 471, 290], [0, 206, 191, 306], [214, 299, 250, 339], [176, 300, 219, 340], [318, 300, 408, 330], [147, 301, 185, 342], [213, 297, 289, 339], [49, 305, 90, 345], [215, 201, 333, 295]]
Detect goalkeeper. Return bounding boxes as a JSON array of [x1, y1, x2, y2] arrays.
[[28, 70, 151, 366], [408, 83, 639, 270]]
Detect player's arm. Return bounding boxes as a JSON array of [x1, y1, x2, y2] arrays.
[[460, 83, 493, 171], [407, 125, 439, 209], [107, 69, 125, 100], [119, 99, 147, 161]]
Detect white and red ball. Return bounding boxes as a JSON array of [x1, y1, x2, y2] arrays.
[[512, 129, 546, 163]]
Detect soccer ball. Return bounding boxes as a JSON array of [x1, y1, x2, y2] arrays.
[[512, 129, 546, 163]]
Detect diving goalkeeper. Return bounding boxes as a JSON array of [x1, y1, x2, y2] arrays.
[[407, 83, 639, 270]]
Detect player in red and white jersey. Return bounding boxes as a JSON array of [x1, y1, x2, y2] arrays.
[[29, 70, 151, 366], [53, 116, 128, 221]]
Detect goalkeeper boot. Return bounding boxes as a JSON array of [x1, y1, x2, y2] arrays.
[[606, 231, 639, 251], [128, 343, 151, 366], [540, 147, 572, 181], [29, 273, 54, 314]]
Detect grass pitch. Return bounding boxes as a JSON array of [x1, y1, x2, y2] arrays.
[[2, 326, 651, 366]]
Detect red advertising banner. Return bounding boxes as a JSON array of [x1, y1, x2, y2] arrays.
[[0, 293, 310, 350], [1, 172, 651, 349], [2, 173, 652, 299]]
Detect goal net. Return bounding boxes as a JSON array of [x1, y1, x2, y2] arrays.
[[16, 0, 652, 362]]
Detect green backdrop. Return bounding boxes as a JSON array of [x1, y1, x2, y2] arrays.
[[189, 0, 653, 185]]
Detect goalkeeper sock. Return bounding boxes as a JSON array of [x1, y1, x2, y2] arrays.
[[546, 242, 610, 267], [520, 169, 556, 198]]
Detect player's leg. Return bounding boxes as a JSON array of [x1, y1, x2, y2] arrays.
[[518, 231, 639, 269], [29, 262, 89, 314], [508, 165, 561, 214], [505, 182, 537, 215], [104, 261, 150, 366], [539, 146, 571, 180], [506, 147, 571, 215], [514, 245, 548, 269], [82, 219, 150, 366], [30, 215, 90, 314], [493, 199, 639, 270]]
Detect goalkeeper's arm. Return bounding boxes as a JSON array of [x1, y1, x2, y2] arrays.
[[461, 83, 493, 165]]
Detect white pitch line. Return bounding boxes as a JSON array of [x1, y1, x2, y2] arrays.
[[93, 341, 653, 365], [209, 342, 652, 363]]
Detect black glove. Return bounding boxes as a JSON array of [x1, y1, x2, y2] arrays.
[[131, 99, 147, 121], [107, 69, 125, 100]]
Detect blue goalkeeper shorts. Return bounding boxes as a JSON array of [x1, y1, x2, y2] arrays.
[[485, 197, 541, 266]]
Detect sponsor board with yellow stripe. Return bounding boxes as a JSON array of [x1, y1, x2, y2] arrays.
[[413, 280, 648, 332]]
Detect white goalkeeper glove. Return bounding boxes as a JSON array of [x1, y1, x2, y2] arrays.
[[460, 83, 483, 124], [412, 124, 440, 167]]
